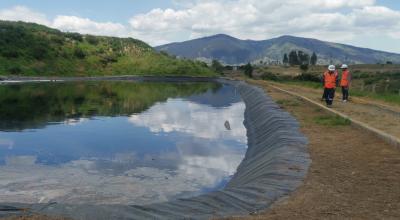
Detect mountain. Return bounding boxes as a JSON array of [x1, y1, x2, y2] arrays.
[[156, 34, 400, 65], [0, 20, 214, 76]]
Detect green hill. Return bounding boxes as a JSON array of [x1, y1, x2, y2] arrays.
[[0, 20, 214, 76]]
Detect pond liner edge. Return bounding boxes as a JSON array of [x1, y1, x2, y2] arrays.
[[0, 79, 311, 220]]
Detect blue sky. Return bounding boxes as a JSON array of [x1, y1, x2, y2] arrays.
[[0, 0, 173, 23], [0, 0, 400, 53]]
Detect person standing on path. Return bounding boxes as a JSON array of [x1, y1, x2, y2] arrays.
[[340, 64, 352, 102], [322, 65, 339, 107]]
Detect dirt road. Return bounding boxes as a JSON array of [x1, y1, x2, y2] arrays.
[[229, 80, 400, 219], [266, 81, 400, 140]]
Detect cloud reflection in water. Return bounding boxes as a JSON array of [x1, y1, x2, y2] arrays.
[[0, 89, 247, 205]]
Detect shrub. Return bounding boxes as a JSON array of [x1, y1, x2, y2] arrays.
[[294, 73, 320, 82], [50, 35, 64, 44], [261, 72, 279, 81], [74, 48, 86, 59], [244, 63, 253, 78], [1, 50, 20, 58], [9, 66, 22, 75], [65, 32, 83, 42], [86, 35, 99, 45], [300, 64, 309, 72], [31, 46, 48, 60], [100, 55, 118, 66]]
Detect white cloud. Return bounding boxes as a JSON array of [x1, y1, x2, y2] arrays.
[[52, 15, 128, 37], [0, 6, 128, 37], [0, 6, 50, 26], [0, 1, 400, 50], [128, 0, 400, 46]]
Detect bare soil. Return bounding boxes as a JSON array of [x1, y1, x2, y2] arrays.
[[228, 80, 400, 219]]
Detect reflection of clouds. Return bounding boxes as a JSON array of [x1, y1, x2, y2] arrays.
[[129, 99, 247, 143], [0, 138, 14, 149], [5, 156, 36, 166], [0, 97, 248, 205], [175, 139, 244, 186], [63, 118, 88, 126], [0, 139, 245, 206], [0, 153, 241, 205]]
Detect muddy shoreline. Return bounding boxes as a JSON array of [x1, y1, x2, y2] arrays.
[[0, 77, 310, 220]]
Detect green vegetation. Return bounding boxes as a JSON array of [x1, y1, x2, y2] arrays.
[[283, 53, 289, 65], [310, 52, 318, 65], [244, 63, 253, 78], [286, 50, 313, 66], [0, 81, 219, 131], [314, 115, 351, 126], [211, 59, 224, 74], [256, 65, 400, 105], [0, 21, 214, 76]]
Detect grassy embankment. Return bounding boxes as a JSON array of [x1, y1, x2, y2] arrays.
[[254, 64, 400, 105], [0, 20, 215, 77]]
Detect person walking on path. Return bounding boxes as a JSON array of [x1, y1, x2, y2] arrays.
[[322, 65, 339, 107], [340, 64, 352, 102]]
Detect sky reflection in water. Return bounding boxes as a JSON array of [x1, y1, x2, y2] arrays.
[[0, 81, 247, 205]]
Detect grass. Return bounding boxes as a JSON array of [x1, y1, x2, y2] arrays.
[[314, 115, 351, 126], [255, 65, 400, 105], [264, 78, 400, 106], [0, 20, 215, 77]]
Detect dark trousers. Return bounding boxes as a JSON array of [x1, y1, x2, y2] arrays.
[[324, 88, 335, 106], [322, 89, 328, 100], [342, 86, 349, 101]]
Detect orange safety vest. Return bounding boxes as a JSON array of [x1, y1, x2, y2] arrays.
[[340, 70, 350, 87], [324, 71, 338, 89]]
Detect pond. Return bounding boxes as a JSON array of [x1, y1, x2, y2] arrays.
[[0, 81, 247, 205]]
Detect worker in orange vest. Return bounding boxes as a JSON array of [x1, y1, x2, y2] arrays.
[[322, 65, 339, 107], [340, 64, 352, 102]]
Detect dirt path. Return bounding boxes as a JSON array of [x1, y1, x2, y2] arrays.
[[265, 81, 400, 140], [229, 80, 400, 219]]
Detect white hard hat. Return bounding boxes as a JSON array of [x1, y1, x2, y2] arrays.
[[341, 64, 348, 69], [328, 65, 336, 71]]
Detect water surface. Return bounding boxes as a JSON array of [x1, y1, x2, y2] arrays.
[[0, 81, 247, 205]]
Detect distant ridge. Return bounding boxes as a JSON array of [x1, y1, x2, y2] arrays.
[[156, 34, 400, 65]]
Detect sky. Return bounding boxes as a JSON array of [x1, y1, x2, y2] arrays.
[[0, 0, 399, 53]]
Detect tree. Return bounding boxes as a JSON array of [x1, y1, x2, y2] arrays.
[[211, 60, 224, 74], [297, 50, 310, 65], [288, 50, 299, 66], [310, 52, 318, 65], [283, 53, 289, 65], [244, 62, 253, 78]]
